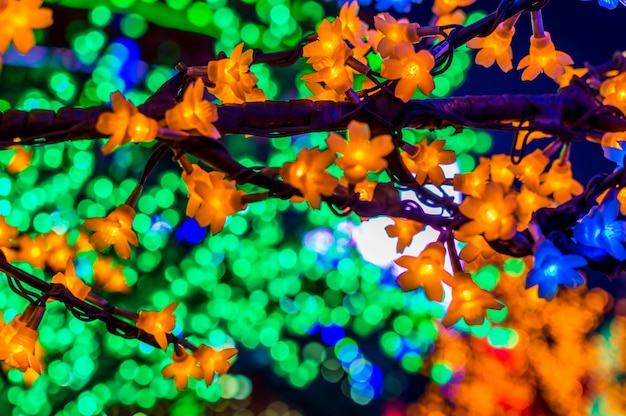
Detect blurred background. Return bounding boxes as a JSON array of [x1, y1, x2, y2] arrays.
[[0, 0, 626, 415]]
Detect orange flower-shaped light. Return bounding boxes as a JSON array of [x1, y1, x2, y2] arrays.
[[15, 234, 47, 269], [82, 204, 138, 259], [339, 1, 368, 49], [51, 258, 91, 301], [182, 168, 245, 235], [394, 242, 452, 302], [0, 326, 42, 374], [0, 216, 18, 248], [162, 349, 204, 390], [93, 257, 131, 293], [467, 22, 515, 73], [442, 272, 504, 327], [207, 43, 259, 104], [453, 160, 490, 197], [431, 0, 475, 16], [455, 231, 496, 263], [381, 44, 435, 102], [96, 91, 158, 154], [136, 302, 179, 350], [600, 72, 626, 115], [556, 66, 587, 88], [326, 120, 394, 184], [44, 232, 73, 272], [165, 81, 220, 138], [508, 148, 549, 191], [301, 61, 354, 95], [385, 218, 425, 253], [488, 154, 515, 190], [459, 182, 517, 241], [402, 139, 456, 186], [305, 82, 346, 102], [515, 185, 552, 228], [193, 344, 238, 385], [538, 161, 583, 204], [280, 148, 338, 209], [0, 0, 52, 55], [5, 146, 32, 174], [373, 13, 421, 58], [517, 32, 573, 81], [303, 18, 351, 70]]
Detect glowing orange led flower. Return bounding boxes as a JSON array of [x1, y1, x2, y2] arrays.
[[381, 44, 435, 102], [600, 72, 626, 115], [51, 258, 91, 301], [459, 182, 517, 241], [93, 257, 131, 293], [306, 82, 346, 102], [301, 62, 354, 94], [556, 66, 587, 88], [339, 1, 368, 49], [193, 344, 238, 385], [182, 168, 246, 235], [385, 218, 425, 253], [165, 81, 220, 138], [15, 234, 47, 269], [455, 231, 496, 263], [0, 0, 52, 55], [402, 139, 456, 186], [488, 154, 515, 190], [5, 146, 32, 174], [538, 161, 583, 204], [0, 326, 42, 374], [517, 32, 573, 81], [136, 302, 179, 350], [515, 185, 552, 228], [96, 91, 158, 154], [508, 149, 550, 191], [394, 242, 452, 302], [453, 160, 490, 197], [82, 204, 138, 259], [44, 232, 73, 272], [373, 13, 421, 58], [162, 349, 204, 390], [280, 148, 338, 210], [303, 18, 351, 70], [431, 0, 475, 16], [207, 43, 259, 104], [0, 216, 17, 248], [618, 188, 626, 216], [467, 22, 515, 73], [442, 272, 504, 327], [326, 120, 394, 184]]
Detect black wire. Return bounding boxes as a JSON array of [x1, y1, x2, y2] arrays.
[[139, 144, 170, 186]]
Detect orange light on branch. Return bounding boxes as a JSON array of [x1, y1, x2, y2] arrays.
[[51, 258, 91, 301], [95, 92, 158, 154], [5, 146, 32, 174], [394, 242, 452, 302], [207, 43, 262, 104], [402, 139, 456, 186], [517, 32, 573, 81], [0, 0, 53, 55], [453, 160, 490, 197], [280, 147, 338, 210], [0, 216, 18, 248], [431, 0, 475, 16], [0, 305, 45, 375], [93, 257, 131, 293], [82, 204, 138, 259], [600, 72, 626, 115], [182, 168, 246, 235], [459, 182, 517, 241], [373, 13, 421, 58], [509, 149, 550, 191], [162, 348, 204, 390], [165, 81, 221, 138], [339, 1, 368, 49], [385, 218, 425, 253], [136, 302, 179, 350], [467, 21, 516, 73], [193, 344, 238, 386], [515, 185, 552, 228], [326, 120, 394, 184], [302, 18, 351, 70], [15, 234, 47, 269], [442, 272, 504, 327], [538, 161, 583, 204], [381, 44, 435, 102], [301, 61, 354, 95]]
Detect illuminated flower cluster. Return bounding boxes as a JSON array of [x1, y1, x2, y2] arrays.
[[394, 242, 452, 302], [82, 204, 139, 259], [165, 81, 221, 138], [402, 139, 456, 185], [136, 302, 178, 350], [517, 32, 573, 81], [182, 167, 245, 235], [538, 161, 583, 204], [326, 120, 394, 183], [459, 182, 517, 241], [508, 149, 550, 190], [453, 160, 490, 196], [385, 217, 425, 253], [162, 349, 203, 390], [0, 306, 44, 375], [574, 194, 626, 260], [526, 240, 587, 300], [162, 345, 237, 390], [600, 72, 626, 115], [96, 92, 158, 154], [467, 21, 515, 72], [601, 132, 626, 166], [280, 147, 338, 209], [0, 0, 52, 55], [207, 43, 265, 104], [373, 13, 421, 58], [442, 272, 503, 327]]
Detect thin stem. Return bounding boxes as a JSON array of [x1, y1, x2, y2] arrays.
[[531, 10, 545, 38]]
